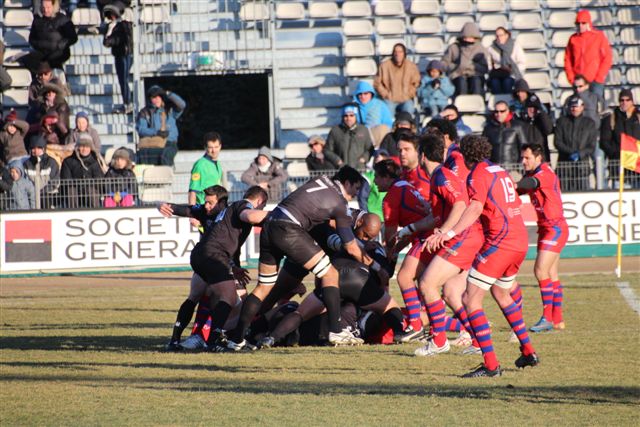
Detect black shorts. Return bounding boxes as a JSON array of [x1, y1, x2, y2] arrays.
[[190, 247, 234, 285], [314, 258, 384, 307], [259, 220, 323, 267]]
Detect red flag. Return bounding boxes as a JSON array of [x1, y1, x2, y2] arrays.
[[620, 133, 640, 173]]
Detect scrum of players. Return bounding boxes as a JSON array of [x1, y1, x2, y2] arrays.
[[157, 118, 568, 379]]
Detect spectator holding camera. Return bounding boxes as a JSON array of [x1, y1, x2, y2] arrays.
[[136, 85, 186, 166], [418, 60, 454, 118]]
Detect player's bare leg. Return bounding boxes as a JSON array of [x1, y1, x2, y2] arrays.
[[167, 273, 208, 351]]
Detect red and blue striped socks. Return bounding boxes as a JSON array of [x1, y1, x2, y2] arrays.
[[468, 309, 499, 370], [426, 299, 447, 346], [552, 280, 564, 325], [502, 302, 535, 356], [538, 278, 554, 319], [401, 287, 423, 331], [510, 282, 523, 311]]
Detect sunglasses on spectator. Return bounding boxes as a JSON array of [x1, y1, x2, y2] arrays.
[[494, 109, 508, 113]]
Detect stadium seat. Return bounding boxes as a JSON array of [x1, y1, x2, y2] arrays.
[[620, 27, 640, 45], [410, 0, 440, 15], [343, 19, 374, 36], [284, 142, 310, 160], [463, 114, 486, 133], [512, 13, 543, 30], [142, 165, 174, 184], [579, 0, 610, 6], [346, 58, 378, 76], [536, 91, 553, 106], [140, 6, 170, 23], [558, 90, 572, 106], [454, 94, 486, 113], [3, 9, 34, 27], [140, 187, 172, 204], [104, 147, 117, 165], [554, 50, 565, 67], [476, 0, 505, 13], [286, 161, 310, 177], [309, 2, 339, 19], [445, 16, 474, 33], [525, 52, 549, 70], [443, 0, 472, 14], [524, 72, 551, 90], [623, 46, 640, 65], [376, 19, 406, 35], [71, 8, 101, 27], [2, 48, 30, 66], [4, 0, 32, 7], [414, 37, 445, 54], [627, 67, 640, 85], [6, 68, 31, 87], [546, 0, 575, 8], [556, 71, 571, 88], [618, 7, 640, 25], [2, 88, 29, 107], [632, 88, 640, 104], [481, 35, 493, 48], [239, 2, 270, 21], [344, 39, 375, 57], [486, 94, 511, 110], [411, 17, 442, 34], [591, 10, 613, 27], [378, 38, 405, 56], [548, 11, 576, 29], [374, 1, 405, 16], [551, 31, 573, 48], [342, 1, 372, 18], [510, 0, 540, 10], [516, 33, 545, 50], [276, 3, 305, 20], [607, 68, 622, 85], [478, 14, 508, 32]]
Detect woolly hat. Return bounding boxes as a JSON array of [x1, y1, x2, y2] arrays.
[[568, 96, 584, 107], [36, 61, 52, 75], [5, 110, 17, 123], [513, 79, 530, 93], [257, 146, 273, 162], [77, 133, 94, 147], [426, 59, 446, 73], [308, 135, 326, 146], [395, 111, 413, 126], [342, 104, 359, 116], [460, 22, 481, 39], [76, 111, 89, 122], [147, 85, 165, 98], [30, 134, 47, 149]]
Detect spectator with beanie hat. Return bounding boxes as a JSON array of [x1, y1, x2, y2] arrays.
[[23, 134, 60, 209], [65, 111, 101, 152], [379, 111, 415, 159], [104, 147, 137, 207], [305, 135, 341, 172], [60, 135, 107, 208], [326, 103, 373, 169]]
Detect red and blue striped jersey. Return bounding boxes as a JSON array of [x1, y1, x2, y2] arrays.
[[444, 143, 470, 182], [522, 163, 566, 227], [402, 165, 431, 200]]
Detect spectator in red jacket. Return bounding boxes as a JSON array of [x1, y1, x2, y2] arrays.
[[564, 9, 612, 103]]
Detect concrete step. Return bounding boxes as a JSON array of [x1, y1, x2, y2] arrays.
[[278, 74, 347, 89], [280, 128, 332, 145], [279, 93, 349, 109]]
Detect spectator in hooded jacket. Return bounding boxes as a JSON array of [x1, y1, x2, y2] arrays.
[[352, 81, 394, 130], [103, 1, 133, 114], [26, 82, 70, 133], [487, 27, 526, 95], [600, 89, 640, 189], [305, 135, 341, 172], [442, 22, 490, 97], [482, 100, 528, 165], [8, 161, 36, 210], [564, 9, 612, 102], [440, 105, 472, 137], [28, 0, 78, 70], [104, 147, 137, 207], [373, 43, 421, 115], [418, 60, 455, 118], [241, 146, 288, 201], [23, 134, 60, 209], [326, 103, 374, 169], [65, 111, 101, 152], [28, 62, 66, 108], [60, 135, 107, 208], [0, 111, 30, 167], [516, 95, 553, 162], [510, 78, 548, 118]]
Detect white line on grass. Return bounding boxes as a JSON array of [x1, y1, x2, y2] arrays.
[[616, 282, 640, 316]]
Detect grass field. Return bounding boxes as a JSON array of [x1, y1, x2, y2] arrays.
[[1, 269, 639, 426]]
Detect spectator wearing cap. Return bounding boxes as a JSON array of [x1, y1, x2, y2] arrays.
[[326, 103, 374, 169], [103, 1, 133, 114], [517, 95, 554, 162], [555, 95, 597, 191], [439, 105, 472, 137], [562, 74, 600, 129], [23, 134, 60, 209], [104, 146, 137, 207], [28, 0, 78, 70], [61, 135, 107, 208], [442, 22, 490, 97], [241, 146, 288, 201], [27, 62, 65, 109], [0, 111, 30, 167], [418, 60, 454, 118], [378, 111, 415, 158], [188, 131, 224, 205], [305, 135, 341, 172], [136, 85, 186, 166], [26, 82, 70, 133], [482, 100, 528, 165], [564, 9, 612, 102], [352, 81, 394, 132], [373, 43, 421, 115], [65, 111, 101, 152], [600, 89, 640, 189], [6, 161, 36, 210], [487, 27, 526, 95]]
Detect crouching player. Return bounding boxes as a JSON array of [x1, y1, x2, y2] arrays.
[[517, 143, 568, 332], [427, 135, 539, 378]]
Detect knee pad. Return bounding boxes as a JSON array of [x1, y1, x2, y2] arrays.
[[311, 255, 332, 278]]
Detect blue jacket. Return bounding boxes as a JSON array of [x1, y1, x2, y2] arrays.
[[418, 75, 454, 108], [455, 118, 473, 137], [136, 92, 186, 143], [352, 81, 394, 128], [8, 163, 35, 210]]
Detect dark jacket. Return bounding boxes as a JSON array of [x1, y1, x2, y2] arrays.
[[26, 99, 71, 133], [61, 149, 105, 208], [103, 19, 133, 57], [305, 151, 341, 172], [518, 110, 554, 162], [600, 106, 640, 160], [378, 128, 413, 158], [0, 119, 29, 167], [482, 114, 528, 165], [28, 13, 78, 69], [240, 157, 288, 201], [136, 92, 186, 143], [325, 123, 373, 169], [105, 166, 138, 196], [555, 114, 597, 162], [23, 152, 60, 195]]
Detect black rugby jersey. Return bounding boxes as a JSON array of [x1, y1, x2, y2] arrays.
[[198, 200, 254, 262]]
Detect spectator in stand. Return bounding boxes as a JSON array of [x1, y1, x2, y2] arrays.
[[600, 89, 640, 189], [378, 111, 415, 159], [188, 131, 223, 205], [482, 100, 528, 166], [60, 135, 107, 208], [305, 135, 341, 172], [136, 85, 186, 167], [65, 111, 101, 152], [23, 134, 60, 209], [440, 104, 472, 137], [0, 40, 11, 93], [564, 9, 612, 103], [104, 147, 137, 207], [517, 95, 554, 162], [241, 146, 288, 202], [373, 43, 421, 115], [0, 111, 30, 167], [103, 1, 133, 114], [28, 0, 78, 70], [487, 27, 526, 95], [326, 103, 373, 169], [555, 96, 597, 192], [352, 81, 394, 144], [563, 75, 600, 129], [418, 60, 455, 118], [27, 82, 70, 132], [7, 161, 36, 210], [511, 78, 548, 118], [442, 22, 490, 97], [31, 111, 71, 167], [28, 62, 65, 108]]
